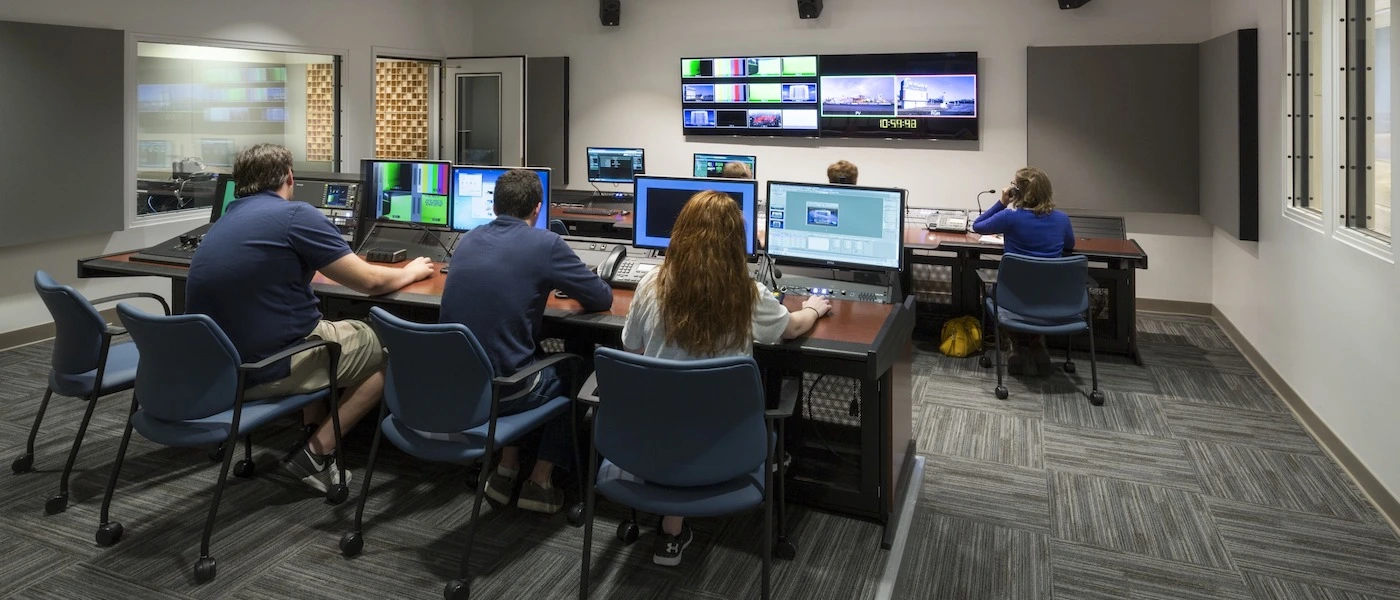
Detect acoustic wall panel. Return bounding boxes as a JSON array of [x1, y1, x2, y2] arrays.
[[0, 20, 124, 247], [1027, 44, 1200, 214], [1199, 29, 1260, 241]]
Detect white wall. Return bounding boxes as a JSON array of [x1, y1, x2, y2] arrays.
[[0, 0, 469, 334], [472, 0, 1216, 303], [1210, 0, 1400, 504]]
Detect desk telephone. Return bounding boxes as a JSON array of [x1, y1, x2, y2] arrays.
[[595, 245, 657, 290], [926, 212, 970, 232]]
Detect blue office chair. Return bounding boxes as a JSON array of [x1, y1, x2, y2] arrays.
[[983, 254, 1103, 405], [340, 307, 584, 600], [15, 271, 168, 517], [577, 347, 797, 600], [96, 304, 349, 584], [548, 219, 570, 237]]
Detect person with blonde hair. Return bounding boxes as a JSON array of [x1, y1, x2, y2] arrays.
[[621, 191, 830, 566], [972, 166, 1076, 375], [720, 161, 753, 179], [827, 160, 858, 184]]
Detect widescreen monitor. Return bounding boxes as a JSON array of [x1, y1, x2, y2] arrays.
[[693, 153, 757, 179], [210, 174, 237, 222], [451, 166, 551, 231], [818, 52, 979, 141], [764, 181, 906, 270], [587, 147, 646, 183], [633, 176, 758, 254], [361, 159, 452, 226]]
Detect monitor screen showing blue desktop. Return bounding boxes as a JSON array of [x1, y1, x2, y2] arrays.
[[633, 176, 758, 254], [451, 166, 551, 231], [764, 181, 905, 270], [693, 153, 757, 178]]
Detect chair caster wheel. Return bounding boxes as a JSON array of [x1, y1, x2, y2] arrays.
[[95, 522, 124, 547], [978, 355, 992, 369], [1089, 390, 1105, 406], [994, 386, 1008, 400], [326, 483, 349, 505], [233, 459, 256, 479], [194, 557, 217, 583], [339, 531, 363, 557], [1063, 362, 1076, 374], [45, 493, 69, 515], [443, 578, 469, 600], [775, 538, 797, 560], [567, 502, 585, 527], [11, 453, 34, 474], [616, 520, 639, 544], [208, 445, 224, 463]]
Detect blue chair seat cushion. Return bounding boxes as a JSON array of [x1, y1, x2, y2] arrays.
[[49, 341, 139, 398], [595, 459, 766, 518], [380, 394, 571, 464], [131, 389, 329, 448], [986, 298, 1089, 336]]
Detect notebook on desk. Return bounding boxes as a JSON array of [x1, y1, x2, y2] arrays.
[[978, 234, 1004, 245]]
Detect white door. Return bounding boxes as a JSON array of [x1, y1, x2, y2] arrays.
[[443, 56, 526, 166]]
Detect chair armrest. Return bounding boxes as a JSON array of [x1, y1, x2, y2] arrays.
[[493, 352, 582, 387], [240, 339, 338, 372], [91, 292, 171, 316], [765, 377, 800, 421], [576, 372, 600, 406]]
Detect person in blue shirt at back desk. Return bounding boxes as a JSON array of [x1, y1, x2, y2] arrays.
[[441, 169, 614, 514], [188, 144, 435, 493], [972, 166, 1076, 377]]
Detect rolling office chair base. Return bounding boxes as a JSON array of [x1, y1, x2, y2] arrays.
[[45, 493, 69, 515], [775, 537, 797, 561], [616, 520, 640, 544], [208, 445, 225, 464], [194, 556, 217, 584], [443, 578, 469, 600], [978, 354, 992, 369], [567, 502, 585, 527], [339, 531, 363, 557], [326, 483, 349, 505], [995, 386, 1009, 400], [95, 522, 124, 546], [11, 454, 34, 474], [233, 459, 256, 479], [1064, 361, 1077, 374], [1089, 390, 1105, 406]]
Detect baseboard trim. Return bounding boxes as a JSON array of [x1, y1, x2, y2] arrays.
[[1139, 298, 1213, 316], [0, 308, 120, 352], [1211, 306, 1400, 534]]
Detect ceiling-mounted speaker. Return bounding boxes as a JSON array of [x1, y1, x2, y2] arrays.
[[600, 0, 621, 26], [797, 0, 824, 19], [1059, 0, 1091, 9]]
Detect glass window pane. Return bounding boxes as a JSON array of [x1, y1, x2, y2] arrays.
[[1292, 0, 1328, 213], [136, 42, 338, 217], [1369, 0, 1393, 236]]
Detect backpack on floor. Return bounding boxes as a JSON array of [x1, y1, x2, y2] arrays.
[[939, 316, 983, 358]]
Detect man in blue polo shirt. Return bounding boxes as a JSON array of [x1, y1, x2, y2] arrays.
[[187, 144, 434, 493], [441, 169, 612, 513]]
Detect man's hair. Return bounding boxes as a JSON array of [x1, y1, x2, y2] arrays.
[[493, 169, 544, 219], [720, 161, 753, 179], [827, 160, 858, 185], [233, 144, 294, 197], [1011, 166, 1056, 216]]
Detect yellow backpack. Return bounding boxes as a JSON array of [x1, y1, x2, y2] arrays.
[[939, 316, 983, 358]]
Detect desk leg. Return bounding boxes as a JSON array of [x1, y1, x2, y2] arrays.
[[1117, 260, 1142, 366], [171, 279, 186, 314]]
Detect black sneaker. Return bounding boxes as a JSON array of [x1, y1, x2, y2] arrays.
[[280, 445, 351, 494], [517, 480, 564, 513], [652, 523, 694, 567], [484, 469, 516, 506]]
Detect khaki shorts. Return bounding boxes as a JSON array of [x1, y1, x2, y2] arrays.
[[245, 320, 384, 400]]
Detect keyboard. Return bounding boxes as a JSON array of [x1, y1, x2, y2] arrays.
[[563, 207, 623, 216]]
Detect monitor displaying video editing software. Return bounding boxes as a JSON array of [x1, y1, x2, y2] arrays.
[[587, 147, 646, 183], [765, 181, 906, 270], [362, 159, 452, 226], [693, 153, 757, 179], [633, 176, 758, 254], [451, 166, 551, 231]]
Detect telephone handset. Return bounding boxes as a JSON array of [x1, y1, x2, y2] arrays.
[[596, 245, 627, 283], [596, 245, 656, 290]]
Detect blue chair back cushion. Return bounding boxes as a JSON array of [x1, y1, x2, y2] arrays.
[[369, 307, 496, 435], [34, 270, 108, 377], [116, 304, 242, 422], [995, 254, 1090, 320], [592, 347, 768, 488]]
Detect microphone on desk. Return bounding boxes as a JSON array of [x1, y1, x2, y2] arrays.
[[975, 189, 997, 215], [406, 221, 455, 263]]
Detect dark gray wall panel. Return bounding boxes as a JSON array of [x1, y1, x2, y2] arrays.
[[1200, 29, 1259, 241], [527, 56, 569, 186], [0, 20, 124, 247], [1027, 44, 1200, 214]]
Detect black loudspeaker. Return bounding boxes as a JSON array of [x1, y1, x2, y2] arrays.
[[797, 0, 823, 19], [1059, 0, 1091, 8], [600, 0, 621, 26]]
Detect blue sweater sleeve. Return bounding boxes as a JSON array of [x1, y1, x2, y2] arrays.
[[1062, 214, 1076, 254], [972, 202, 1011, 234], [550, 237, 614, 312]]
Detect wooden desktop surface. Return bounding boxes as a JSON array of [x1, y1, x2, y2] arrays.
[[903, 227, 1147, 263]]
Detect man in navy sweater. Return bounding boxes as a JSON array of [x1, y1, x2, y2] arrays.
[[440, 169, 613, 513]]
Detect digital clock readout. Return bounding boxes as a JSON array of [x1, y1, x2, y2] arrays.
[[879, 118, 919, 129]]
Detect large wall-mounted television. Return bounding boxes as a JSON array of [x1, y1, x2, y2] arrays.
[[678, 51, 978, 141]]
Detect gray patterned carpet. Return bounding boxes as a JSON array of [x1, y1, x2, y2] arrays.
[[1, 312, 1398, 599]]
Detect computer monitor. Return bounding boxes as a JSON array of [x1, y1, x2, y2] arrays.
[[451, 166, 551, 231], [633, 175, 759, 254], [587, 147, 646, 183], [764, 181, 906, 271], [361, 159, 452, 226], [210, 174, 238, 222], [693, 153, 757, 179]]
